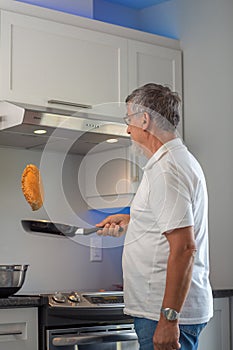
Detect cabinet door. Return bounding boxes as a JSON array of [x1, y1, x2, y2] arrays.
[[128, 40, 183, 135], [0, 11, 128, 116], [0, 307, 38, 350], [81, 146, 137, 209], [198, 298, 230, 350]]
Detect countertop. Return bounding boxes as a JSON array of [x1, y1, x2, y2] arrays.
[[0, 290, 233, 308], [0, 295, 41, 308], [212, 289, 233, 298]]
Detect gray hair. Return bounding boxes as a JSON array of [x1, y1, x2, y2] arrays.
[[125, 83, 181, 132]]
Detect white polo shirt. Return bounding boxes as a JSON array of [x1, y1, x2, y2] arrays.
[[123, 138, 213, 324]]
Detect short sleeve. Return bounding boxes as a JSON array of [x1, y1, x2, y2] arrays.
[[148, 170, 194, 234]]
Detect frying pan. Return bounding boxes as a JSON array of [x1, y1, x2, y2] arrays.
[[21, 219, 123, 237]]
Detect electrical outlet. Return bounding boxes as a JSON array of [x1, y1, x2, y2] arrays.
[[90, 236, 102, 262]]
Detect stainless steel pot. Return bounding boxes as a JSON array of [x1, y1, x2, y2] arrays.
[[0, 264, 29, 297]]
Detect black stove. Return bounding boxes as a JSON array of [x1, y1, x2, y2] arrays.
[[38, 291, 136, 350]]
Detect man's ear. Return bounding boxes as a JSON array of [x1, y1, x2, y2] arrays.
[[142, 112, 150, 130]]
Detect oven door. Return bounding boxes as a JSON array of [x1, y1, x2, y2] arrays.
[[47, 324, 139, 350]]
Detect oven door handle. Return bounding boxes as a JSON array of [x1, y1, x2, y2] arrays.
[[52, 331, 138, 346]]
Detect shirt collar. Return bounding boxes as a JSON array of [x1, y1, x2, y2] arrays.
[[143, 138, 184, 171]]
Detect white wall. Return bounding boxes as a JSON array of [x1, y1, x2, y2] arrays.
[[15, 0, 94, 17], [0, 147, 123, 293], [94, 0, 140, 29], [174, 0, 233, 289], [139, 0, 179, 39]]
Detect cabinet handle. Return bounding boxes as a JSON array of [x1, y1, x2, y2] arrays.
[[130, 156, 139, 183], [0, 330, 22, 336], [47, 99, 92, 109]]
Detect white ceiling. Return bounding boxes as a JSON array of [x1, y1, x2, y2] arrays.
[[103, 0, 170, 10]]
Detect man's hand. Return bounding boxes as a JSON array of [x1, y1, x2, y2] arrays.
[[153, 317, 181, 350], [96, 214, 130, 237]]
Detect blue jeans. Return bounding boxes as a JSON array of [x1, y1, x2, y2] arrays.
[[134, 317, 207, 350]]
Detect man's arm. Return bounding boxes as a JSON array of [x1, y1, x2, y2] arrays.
[[153, 225, 197, 350]]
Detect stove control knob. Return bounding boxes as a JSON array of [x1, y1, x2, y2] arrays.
[[52, 292, 66, 303], [68, 292, 81, 303]]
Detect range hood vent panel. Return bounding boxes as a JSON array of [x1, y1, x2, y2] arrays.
[[0, 101, 130, 154]]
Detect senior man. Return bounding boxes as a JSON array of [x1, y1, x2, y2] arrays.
[[96, 83, 213, 350]]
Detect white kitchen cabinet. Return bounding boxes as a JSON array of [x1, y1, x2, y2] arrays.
[[81, 143, 147, 209], [84, 147, 129, 197], [128, 40, 182, 93], [198, 298, 230, 350], [0, 307, 38, 350], [0, 10, 128, 116], [81, 146, 142, 209], [0, 9, 182, 122], [128, 40, 183, 136]]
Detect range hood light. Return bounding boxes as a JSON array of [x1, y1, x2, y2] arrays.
[[106, 138, 118, 143], [33, 129, 47, 135]]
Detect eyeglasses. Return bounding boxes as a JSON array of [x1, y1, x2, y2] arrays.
[[123, 112, 143, 125]]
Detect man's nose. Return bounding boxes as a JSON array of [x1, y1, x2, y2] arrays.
[[126, 125, 131, 134]]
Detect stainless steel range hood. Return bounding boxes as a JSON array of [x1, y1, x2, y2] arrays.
[[0, 101, 130, 154]]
